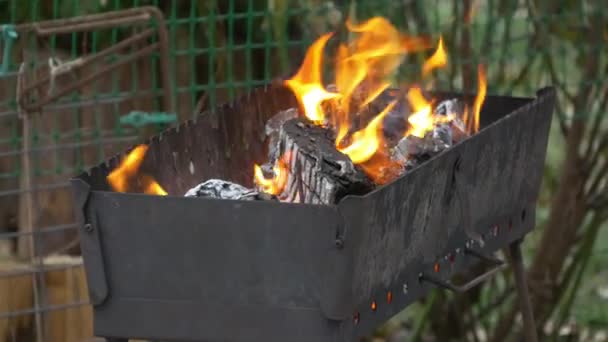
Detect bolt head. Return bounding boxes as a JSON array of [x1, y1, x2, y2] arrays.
[[84, 223, 93, 232]]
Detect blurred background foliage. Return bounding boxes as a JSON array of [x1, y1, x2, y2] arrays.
[[0, 0, 606, 341]]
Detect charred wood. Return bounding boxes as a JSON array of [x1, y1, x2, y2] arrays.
[[274, 117, 373, 204]]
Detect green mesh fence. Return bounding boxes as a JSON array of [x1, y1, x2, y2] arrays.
[[0, 0, 606, 339], [0, 0, 601, 178], [0, 0, 601, 181]]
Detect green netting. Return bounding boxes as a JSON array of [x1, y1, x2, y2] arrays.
[[0, 0, 604, 182]]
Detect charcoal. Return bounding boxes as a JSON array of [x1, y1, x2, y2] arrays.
[[265, 108, 299, 161], [382, 104, 410, 146], [449, 117, 468, 143], [434, 98, 463, 117], [185, 179, 276, 201], [391, 122, 455, 170], [395, 130, 451, 157]]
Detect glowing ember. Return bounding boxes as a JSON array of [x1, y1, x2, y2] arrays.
[[107, 144, 167, 195], [254, 153, 290, 195]]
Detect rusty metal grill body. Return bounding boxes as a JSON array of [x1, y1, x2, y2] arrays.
[[71, 86, 555, 341]]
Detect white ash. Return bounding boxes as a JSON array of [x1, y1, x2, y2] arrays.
[[185, 179, 276, 201], [432, 123, 453, 147], [265, 108, 299, 137], [265, 108, 299, 162], [434, 98, 463, 117]]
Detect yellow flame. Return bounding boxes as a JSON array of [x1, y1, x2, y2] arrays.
[[464, 65, 487, 133], [338, 101, 397, 164], [472, 65, 486, 133], [254, 153, 290, 195], [283, 16, 460, 184], [284, 33, 340, 123], [405, 87, 433, 138], [107, 145, 167, 195], [422, 37, 447, 76]]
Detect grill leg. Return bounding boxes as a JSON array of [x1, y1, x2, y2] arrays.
[[509, 239, 538, 342]]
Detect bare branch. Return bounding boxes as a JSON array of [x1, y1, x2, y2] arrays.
[[587, 134, 608, 171], [543, 52, 576, 104], [585, 157, 608, 206], [461, 0, 474, 91], [583, 63, 608, 162], [552, 214, 604, 340], [589, 193, 608, 210]]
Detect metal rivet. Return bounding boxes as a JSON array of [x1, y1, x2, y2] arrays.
[[84, 223, 93, 232]]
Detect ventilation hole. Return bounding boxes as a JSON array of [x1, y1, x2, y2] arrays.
[[493, 225, 499, 237], [434, 263, 440, 273], [403, 283, 409, 294], [521, 209, 527, 222], [353, 312, 360, 325], [371, 301, 377, 312], [387, 291, 393, 304]]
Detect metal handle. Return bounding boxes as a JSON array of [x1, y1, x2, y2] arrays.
[[420, 248, 506, 293]]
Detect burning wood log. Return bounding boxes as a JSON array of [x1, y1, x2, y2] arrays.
[[269, 117, 373, 205]]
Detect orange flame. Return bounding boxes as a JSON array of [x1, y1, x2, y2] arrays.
[[422, 37, 447, 77], [283, 16, 477, 184], [472, 65, 486, 133], [283, 17, 441, 182], [284, 33, 340, 123], [338, 101, 397, 163], [464, 65, 487, 133], [254, 153, 290, 195], [107, 145, 167, 195]]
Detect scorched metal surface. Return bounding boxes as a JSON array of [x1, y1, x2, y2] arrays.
[[71, 85, 555, 342]]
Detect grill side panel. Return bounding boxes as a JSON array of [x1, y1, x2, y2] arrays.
[[78, 191, 344, 341], [336, 88, 555, 336]]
